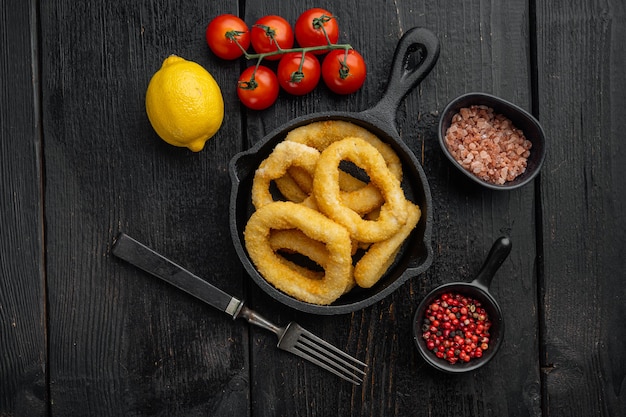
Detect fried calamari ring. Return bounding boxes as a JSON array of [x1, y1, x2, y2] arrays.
[[251, 141, 319, 209], [244, 201, 353, 305], [268, 229, 357, 294], [269, 229, 329, 277], [245, 122, 423, 304], [287, 165, 368, 194], [313, 137, 409, 243], [287, 166, 378, 215], [354, 201, 421, 288], [286, 120, 403, 213], [274, 173, 309, 203], [285, 166, 314, 191], [285, 121, 403, 179]]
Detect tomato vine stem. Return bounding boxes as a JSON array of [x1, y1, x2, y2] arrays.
[[232, 15, 353, 88], [244, 42, 352, 62]]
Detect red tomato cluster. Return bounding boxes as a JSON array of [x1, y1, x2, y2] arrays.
[[205, 9, 367, 110]]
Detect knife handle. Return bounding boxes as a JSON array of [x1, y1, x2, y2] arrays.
[[111, 233, 244, 317]]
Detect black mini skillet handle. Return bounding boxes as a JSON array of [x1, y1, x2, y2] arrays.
[[111, 233, 244, 318], [367, 27, 440, 124], [472, 236, 512, 290]]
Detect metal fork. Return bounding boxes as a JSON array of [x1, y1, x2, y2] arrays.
[[111, 233, 367, 385]]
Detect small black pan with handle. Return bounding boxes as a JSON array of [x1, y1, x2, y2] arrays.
[[229, 27, 440, 315], [413, 236, 512, 372]]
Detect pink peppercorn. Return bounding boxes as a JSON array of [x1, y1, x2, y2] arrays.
[[422, 292, 492, 365]]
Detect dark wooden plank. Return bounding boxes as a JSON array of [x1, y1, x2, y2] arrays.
[[242, 1, 541, 416], [238, 1, 408, 414], [536, 1, 626, 416], [368, 1, 540, 416], [405, 2, 542, 416], [0, 1, 47, 416], [40, 1, 249, 415]]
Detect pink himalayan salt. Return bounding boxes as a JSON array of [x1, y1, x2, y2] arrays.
[[444, 105, 532, 185]]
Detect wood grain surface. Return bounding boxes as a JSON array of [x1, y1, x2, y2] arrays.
[[536, 0, 626, 416], [0, 1, 47, 415], [0, 0, 624, 416]]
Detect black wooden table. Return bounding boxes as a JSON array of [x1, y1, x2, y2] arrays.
[[2, 1, 624, 416]]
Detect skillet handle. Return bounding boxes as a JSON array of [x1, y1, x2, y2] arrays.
[[367, 27, 440, 124], [472, 236, 512, 290]]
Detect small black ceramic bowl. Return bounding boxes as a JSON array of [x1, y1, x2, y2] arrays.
[[413, 236, 511, 373], [438, 93, 546, 190]]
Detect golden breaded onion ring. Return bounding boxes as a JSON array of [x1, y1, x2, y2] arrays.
[[287, 166, 376, 215], [354, 201, 421, 288], [313, 137, 409, 243], [274, 173, 310, 203], [287, 165, 368, 194], [285, 121, 403, 178], [269, 229, 329, 280], [251, 141, 320, 209], [286, 120, 403, 214], [244, 201, 353, 305], [269, 229, 357, 292], [275, 167, 319, 206]]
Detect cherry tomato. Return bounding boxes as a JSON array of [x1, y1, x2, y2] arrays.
[[277, 52, 321, 96], [295, 8, 339, 54], [237, 65, 279, 110], [321, 49, 366, 95], [251, 15, 294, 61], [206, 14, 250, 60]]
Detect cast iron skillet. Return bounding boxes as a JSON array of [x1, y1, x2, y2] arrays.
[[229, 27, 440, 315], [413, 236, 511, 372]]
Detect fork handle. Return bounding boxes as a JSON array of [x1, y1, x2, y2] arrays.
[[111, 233, 244, 317]]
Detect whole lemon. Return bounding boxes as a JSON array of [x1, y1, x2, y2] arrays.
[[145, 55, 224, 152]]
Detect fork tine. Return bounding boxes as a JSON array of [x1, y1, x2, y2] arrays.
[[297, 331, 368, 375], [294, 332, 367, 385], [291, 348, 364, 384], [280, 324, 366, 385], [236, 307, 367, 384]]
